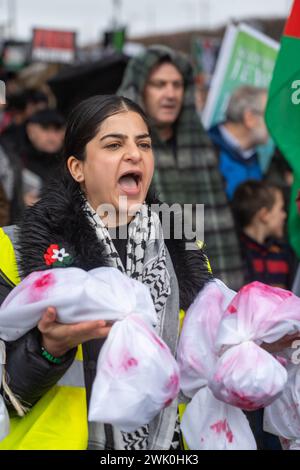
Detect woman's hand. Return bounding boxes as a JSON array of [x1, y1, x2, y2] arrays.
[[38, 307, 112, 357], [261, 332, 300, 354]]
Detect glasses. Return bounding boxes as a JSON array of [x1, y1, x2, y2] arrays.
[[146, 80, 184, 90]]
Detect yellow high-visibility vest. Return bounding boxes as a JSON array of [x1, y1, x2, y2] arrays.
[[0, 228, 207, 450], [0, 227, 88, 450]]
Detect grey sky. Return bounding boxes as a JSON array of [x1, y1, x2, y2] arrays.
[[0, 0, 293, 45]]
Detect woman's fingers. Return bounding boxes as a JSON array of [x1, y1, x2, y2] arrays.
[[287, 332, 300, 340], [38, 309, 112, 357], [280, 333, 300, 347], [262, 332, 300, 353], [70, 319, 111, 342], [38, 307, 57, 332]]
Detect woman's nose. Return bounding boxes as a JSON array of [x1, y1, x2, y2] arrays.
[[124, 143, 142, 161]]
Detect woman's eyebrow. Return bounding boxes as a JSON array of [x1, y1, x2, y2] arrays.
[[136, 133, 151, 139], [100, 133, 125, 141], [100, 133, 151, 141]]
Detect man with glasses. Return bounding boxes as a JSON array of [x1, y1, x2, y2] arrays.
[[209, 85, 268, 200]]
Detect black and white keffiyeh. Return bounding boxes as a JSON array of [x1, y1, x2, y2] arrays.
[[84, 201, 173, 450]]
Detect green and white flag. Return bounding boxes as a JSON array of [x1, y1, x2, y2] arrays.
[[202, 23, 279, 130], [266, 0, 300, 258]]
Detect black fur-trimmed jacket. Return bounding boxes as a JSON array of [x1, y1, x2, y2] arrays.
[[3, 179, 212, 410]]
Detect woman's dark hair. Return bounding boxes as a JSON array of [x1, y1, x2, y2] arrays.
[[47, 94, 153, 205], [63, 94, 151, 165], [49, 94, 151, 202], [232, 180, 282, 229]]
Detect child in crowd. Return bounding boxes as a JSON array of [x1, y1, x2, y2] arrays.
[[232, 180, 296, 450], [232, 180, 295, 290]]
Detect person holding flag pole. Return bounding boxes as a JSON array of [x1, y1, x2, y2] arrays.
[[266, 0, 300, 270]]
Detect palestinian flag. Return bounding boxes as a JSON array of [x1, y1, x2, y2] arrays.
[[266, 0, 300, 258]]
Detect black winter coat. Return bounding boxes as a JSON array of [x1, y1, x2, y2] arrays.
[[2, 178, 212, 412]]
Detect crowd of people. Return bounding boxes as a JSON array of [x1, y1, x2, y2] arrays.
[[0, 44, 298, 451]]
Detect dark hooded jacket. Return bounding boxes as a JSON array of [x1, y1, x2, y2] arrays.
[[118, 45, 244, 290]]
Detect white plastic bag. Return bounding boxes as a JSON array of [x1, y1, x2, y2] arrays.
[[0, 396, 9, 442], [213, 282, 300, 410], [89, 314, 180, 431], [216, 282, 300, 348], [0, 341, 9, 441], [210, 341, 287, 410], [177, 279, 236, 398], [179, 280, 300, 448], [264, 361, 300, 442], [178, 280, 256, 449], [0, 267, 179, 434], [181, 387, 256, 450], [0, 267, 157, 341]]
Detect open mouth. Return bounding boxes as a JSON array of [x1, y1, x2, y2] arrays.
[[161, 103, 177, 110], [118, 171, 142, 195]]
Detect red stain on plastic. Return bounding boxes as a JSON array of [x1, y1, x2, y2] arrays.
[[34, 273, 53, 289], [275, 355, 288, 367], [29, 272, 55, 302], [210, 419, 233, 443], [230, 391, 258, 411], [168, 373, 179, 390], [150, 331, 167, 350], [121, 354, 138, 372], [280, 437, 291, 450], [164, 374, 179, 406], [240, 281, 293, 298], [227, 305, 237, 314], [126, 357, 138, 368], [132, 315, 167, 349]]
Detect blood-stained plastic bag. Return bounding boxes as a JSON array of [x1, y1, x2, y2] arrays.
[[177, 279, 236, 398], [0, 267, 179, 437], [177, 279, 256, 449], [210, 341, 287, 410], [216, 282, 300, 348], [0, 341, 9, 441], [179, 280, 300, 449], [213, 282, 300, 410], [89, 314, 180, 431], [181, 388, 256, 450], [264, 359, 300, 443], [0, 267, 157, 341], [0, 396, 9, 441]]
